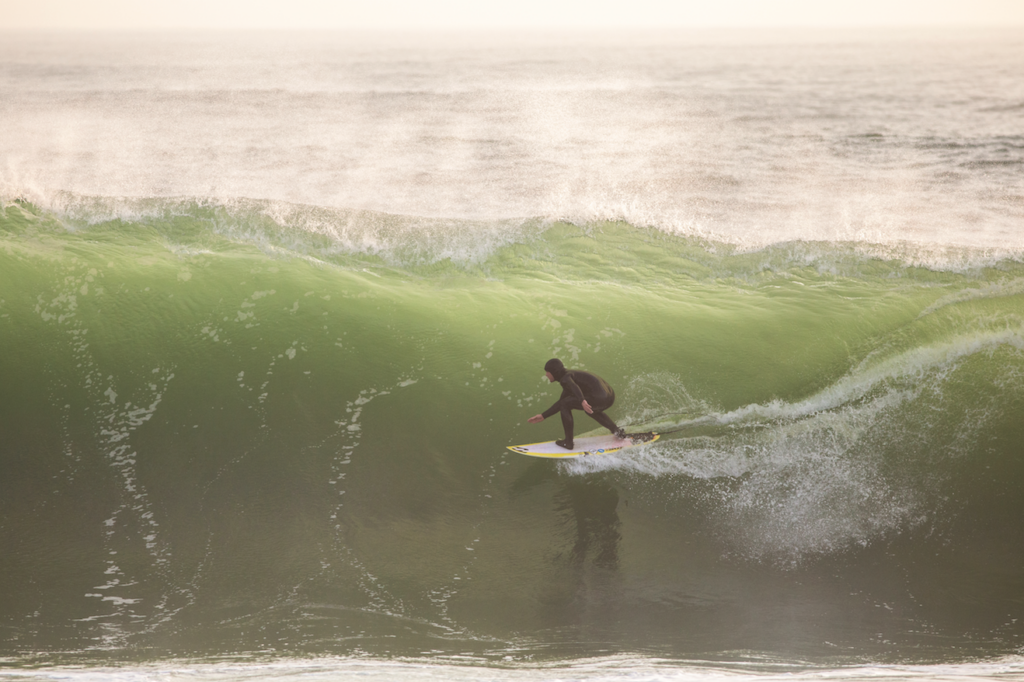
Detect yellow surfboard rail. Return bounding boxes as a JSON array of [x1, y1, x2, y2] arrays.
[[507, 432, 659, 459]]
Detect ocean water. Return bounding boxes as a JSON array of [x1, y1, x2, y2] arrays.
[[2, 29, 1024, 682]]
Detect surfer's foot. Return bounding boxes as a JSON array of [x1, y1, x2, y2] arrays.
[[614, 428, 626, 439], [555, 439, 574, 450]]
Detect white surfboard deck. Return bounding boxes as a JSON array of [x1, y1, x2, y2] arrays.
[[508, 432, 659, 459]]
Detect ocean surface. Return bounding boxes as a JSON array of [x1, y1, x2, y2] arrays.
[[2, 29, 1024, 681]]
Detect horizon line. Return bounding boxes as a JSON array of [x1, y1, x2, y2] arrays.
[[2, 23, 1022, 33]]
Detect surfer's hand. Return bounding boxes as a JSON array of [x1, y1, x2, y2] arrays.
[[582, 400, 593, 414], [528, 414, 544, 424]]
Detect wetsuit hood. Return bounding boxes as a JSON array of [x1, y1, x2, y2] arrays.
[[544, 358, 567, 380]]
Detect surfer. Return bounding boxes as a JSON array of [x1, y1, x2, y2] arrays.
[[527, 358, 625, 449]]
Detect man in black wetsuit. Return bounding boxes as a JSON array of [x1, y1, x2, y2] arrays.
[[527, 358, 626, 450]]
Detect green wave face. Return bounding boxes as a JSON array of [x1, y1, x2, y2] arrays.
[[3, 198, 1024, 662]]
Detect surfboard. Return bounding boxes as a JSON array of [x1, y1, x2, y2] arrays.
[[507, 432, 659, 459]]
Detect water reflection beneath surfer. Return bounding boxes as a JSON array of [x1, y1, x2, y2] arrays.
[[511, 462, 622, 571]]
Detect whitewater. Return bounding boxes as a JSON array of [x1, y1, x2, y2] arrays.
[[2, 28, 1024, 682]]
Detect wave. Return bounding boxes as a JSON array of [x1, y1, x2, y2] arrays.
[[6, 192, 1024, 272], [3, 195, 1024, 663]]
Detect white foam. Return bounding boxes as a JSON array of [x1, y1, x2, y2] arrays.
[[566, 325, 1024, 561], [33, 260, 182, 638], [4, 654, 1024, 682], [4, 32, 1023, 267]]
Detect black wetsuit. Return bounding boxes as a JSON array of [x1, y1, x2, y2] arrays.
[[541, 368, 620, 443]]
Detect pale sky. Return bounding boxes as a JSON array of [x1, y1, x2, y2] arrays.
[[4, 0, 1024, 31]]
